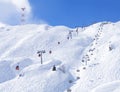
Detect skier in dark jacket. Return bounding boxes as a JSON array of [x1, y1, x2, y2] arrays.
[[52, 65, 56, 71]]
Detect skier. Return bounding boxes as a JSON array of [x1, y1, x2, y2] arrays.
[[19, 73, 24, 77], [76, 28, 79, 35], [52, 65, 56, 71], [67, 36, 69, 40], [109, 42, 113, 51], [69, 31, 72, 39], [49, 50, 52, 54], [109, 45, 112, 51]]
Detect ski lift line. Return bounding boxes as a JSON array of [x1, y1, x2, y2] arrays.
[[36, 28, 82, 64], [21, 7, 26, 25], [35, 30, 73, 57], [80, 30, 104, 66], [36, 30, 74, 59]]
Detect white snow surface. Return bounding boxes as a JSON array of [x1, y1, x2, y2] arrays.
[[0, 23, 6, 27], [91, 80, 120, 92], [0, 22, 120, 92]]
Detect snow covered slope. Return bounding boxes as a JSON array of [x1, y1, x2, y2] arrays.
[[0, 22, 6, 27], [91, 80, 120, 92], [0, 21, 120, 92]]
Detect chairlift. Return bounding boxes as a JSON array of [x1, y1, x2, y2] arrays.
[[38, 54, 41, 57], [37, 50, 46, 54]]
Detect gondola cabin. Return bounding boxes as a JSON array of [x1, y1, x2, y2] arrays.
[[16, 65, 19, 70], [58, 42, 60, 44]]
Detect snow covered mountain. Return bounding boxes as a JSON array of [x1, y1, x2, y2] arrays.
[[0, 21, 120, 92]]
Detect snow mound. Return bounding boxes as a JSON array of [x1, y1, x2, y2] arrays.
[[0, 59, 74, 92]]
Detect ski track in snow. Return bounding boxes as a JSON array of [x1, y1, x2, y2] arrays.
[[0, 32, 38, 60]]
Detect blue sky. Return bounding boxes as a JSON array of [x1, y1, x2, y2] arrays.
[[29, 0, 120, 27]]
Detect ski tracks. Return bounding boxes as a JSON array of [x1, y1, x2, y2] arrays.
[[0, 32, 38, 60]]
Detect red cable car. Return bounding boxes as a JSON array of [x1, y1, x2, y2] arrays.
[[16, 65, 19, 70]]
